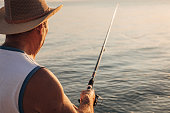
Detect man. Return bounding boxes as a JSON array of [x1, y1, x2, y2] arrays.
[[0, 0, 95, 113]]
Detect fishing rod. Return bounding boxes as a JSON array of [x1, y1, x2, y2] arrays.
[[87, 4, 119, 105], [88, 4, 119, 88]]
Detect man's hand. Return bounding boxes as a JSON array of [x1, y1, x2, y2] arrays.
[[78, 86, 95, 113]]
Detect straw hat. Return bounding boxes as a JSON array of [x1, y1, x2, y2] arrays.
[[0, 0, 63, 34]]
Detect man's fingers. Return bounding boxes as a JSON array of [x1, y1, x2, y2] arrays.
[[81, 89, 94, 95]]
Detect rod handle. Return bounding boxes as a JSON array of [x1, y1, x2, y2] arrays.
[[87, 77, 94, 89]]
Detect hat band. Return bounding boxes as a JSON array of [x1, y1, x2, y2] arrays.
[[5, 8, 50, 24]]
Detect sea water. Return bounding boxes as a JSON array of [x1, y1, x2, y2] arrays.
[[0, 0, 170, 112]]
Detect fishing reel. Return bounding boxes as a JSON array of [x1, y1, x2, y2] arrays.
[[93, 94, 103, 106]]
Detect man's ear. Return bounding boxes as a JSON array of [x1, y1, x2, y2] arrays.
[[35, 24, 43, 35]]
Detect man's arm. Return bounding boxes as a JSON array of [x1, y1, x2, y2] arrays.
[[23, 68, 95, 113]]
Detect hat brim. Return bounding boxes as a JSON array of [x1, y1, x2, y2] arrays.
[[0, 4, 63, 34]]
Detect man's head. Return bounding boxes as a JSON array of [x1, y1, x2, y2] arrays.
[[4, 21, 49, 57]]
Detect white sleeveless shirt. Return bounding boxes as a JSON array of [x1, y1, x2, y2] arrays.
[[0, 46, 41, 113]]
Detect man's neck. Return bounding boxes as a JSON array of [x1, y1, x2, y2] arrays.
[[2, 36, 42, 60], [2, 43, 35, 60]]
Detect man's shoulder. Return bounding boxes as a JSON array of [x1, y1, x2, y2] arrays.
[[33, 67, 59, 82], [25, 67, 64, 94], [23, 67, 64, 112]]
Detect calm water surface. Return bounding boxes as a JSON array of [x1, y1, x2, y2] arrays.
[[0, 0, 170, 113]]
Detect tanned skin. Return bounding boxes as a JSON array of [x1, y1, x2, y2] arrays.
[[2, 21, 95, 113]]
